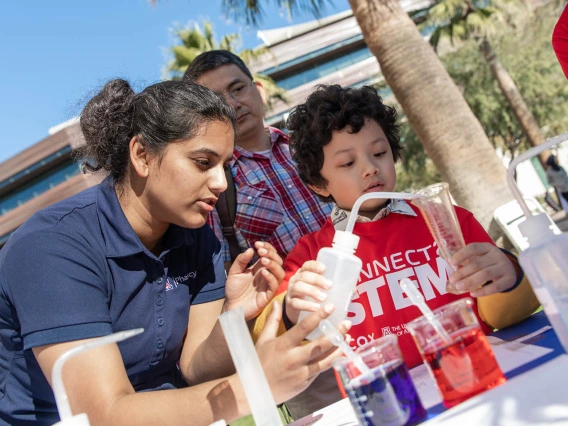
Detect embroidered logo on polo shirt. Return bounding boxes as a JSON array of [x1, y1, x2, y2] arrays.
[[165, 277, 178, 291]]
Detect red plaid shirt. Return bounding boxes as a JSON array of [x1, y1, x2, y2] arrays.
[[207, 127, 333, 261]]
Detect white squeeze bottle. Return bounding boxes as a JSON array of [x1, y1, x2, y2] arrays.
[[298, 230, 363, 340], [507, 132, 568, 353]]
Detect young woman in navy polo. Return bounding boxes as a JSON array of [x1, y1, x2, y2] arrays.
[[0, 79, 346, 425]]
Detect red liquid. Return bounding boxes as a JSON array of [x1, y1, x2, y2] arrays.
[[423, 326, 506, 408]]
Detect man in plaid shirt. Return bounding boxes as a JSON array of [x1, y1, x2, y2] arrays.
[[184, 51, 333, 265]]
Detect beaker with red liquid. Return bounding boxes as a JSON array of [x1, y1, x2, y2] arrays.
[[411, 182, 467, 295], [406, 298, 506, 408], [333, 335, 426, 426]]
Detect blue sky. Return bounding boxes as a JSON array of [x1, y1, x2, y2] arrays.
[[0, 0, 348, 164]]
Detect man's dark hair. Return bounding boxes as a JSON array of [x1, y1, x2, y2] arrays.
[[183, 50, 253, 82], [287, 84, 402, 202]]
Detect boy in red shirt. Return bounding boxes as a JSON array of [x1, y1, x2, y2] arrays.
[[257, 84, 539, 418]]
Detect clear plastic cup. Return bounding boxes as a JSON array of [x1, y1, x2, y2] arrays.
[[333, 335, 426, 426], [411, 182, 467, 294], [406, 298, 506, 408]]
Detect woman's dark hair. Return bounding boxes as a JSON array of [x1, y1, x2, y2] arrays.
[[287, 84, 402, 202], [79, 79, 236, 183]]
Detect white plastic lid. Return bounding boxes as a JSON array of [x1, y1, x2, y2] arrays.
[[208, 420, 227, 426], [52, 413, 90, 426], [518, 213, 556, 248], [332, 230, 360, 252]]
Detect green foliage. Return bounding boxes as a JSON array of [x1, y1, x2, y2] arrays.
[[417, 0, 524, 50], [164, 19, 288, 109], [442, 2, 568, 158], [369, 80, 441, 191], [395, 118, 441, 192], [386, 2, 568, 189]]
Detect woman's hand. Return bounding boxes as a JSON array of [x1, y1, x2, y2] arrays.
[[224, 242, 284, 320], [256, 301, 350, 405], [447, 243, 517, 297], [285, 260, 331, 324]]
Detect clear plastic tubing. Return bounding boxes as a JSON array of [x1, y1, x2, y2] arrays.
[[300, 192, 425, 340]]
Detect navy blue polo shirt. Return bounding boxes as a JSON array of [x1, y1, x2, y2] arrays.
[[0, 177, 226, 425]]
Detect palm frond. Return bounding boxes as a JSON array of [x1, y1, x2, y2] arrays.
[[220, 0, 330, 27]]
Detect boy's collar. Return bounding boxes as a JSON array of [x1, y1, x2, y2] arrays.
[[331, 199, 417, 231]]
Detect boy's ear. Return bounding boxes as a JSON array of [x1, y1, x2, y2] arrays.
[[308, 183, 331, 198]]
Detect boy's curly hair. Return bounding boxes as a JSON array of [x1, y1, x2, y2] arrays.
[[287, 84, 402, 202]]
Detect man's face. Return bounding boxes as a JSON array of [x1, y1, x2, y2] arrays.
[[195, 64, 266, 145], [310, 119, 397, 219]]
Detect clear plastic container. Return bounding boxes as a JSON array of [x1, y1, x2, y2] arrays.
[[298, 230, 363, 340], [507, 132, 568, 354], [517, 214, 568, 353]]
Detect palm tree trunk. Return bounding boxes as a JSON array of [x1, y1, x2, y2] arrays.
[[348, 0, 512, 238], [479, 39, 551, 166]]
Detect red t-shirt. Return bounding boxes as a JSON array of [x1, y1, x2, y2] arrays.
[[553, 6, 568, 79], [279, 204, 493, 368]]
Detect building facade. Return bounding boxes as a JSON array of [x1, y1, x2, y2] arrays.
[[1, 8, 396, 247], [0, 122, 102, 247], [1, 3, 551, 246]]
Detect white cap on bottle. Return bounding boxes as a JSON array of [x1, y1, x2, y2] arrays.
[[332, 230, 360, 252]]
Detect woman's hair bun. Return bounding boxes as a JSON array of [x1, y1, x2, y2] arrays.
[[79, 79, 135, 179]]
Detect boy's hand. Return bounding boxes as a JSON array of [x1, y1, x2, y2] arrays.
[[447, 242, 517, 297], [285, 260, 332, 324]]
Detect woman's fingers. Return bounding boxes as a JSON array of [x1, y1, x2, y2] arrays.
[[228, 248, 254, 275], [255, 241, 283, 266]]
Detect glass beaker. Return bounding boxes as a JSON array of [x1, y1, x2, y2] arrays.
[[406, 298, 506, 408], [333, 335, 426, 426], [411, 182, 466, 294]]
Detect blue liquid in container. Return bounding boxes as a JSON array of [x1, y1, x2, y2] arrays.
[[346, 360, 426, 426]]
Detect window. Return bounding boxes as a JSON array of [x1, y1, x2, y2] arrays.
[[0, 160, 81, 216], [274, 46, 374, 90], [0, 146, 72, 192]]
